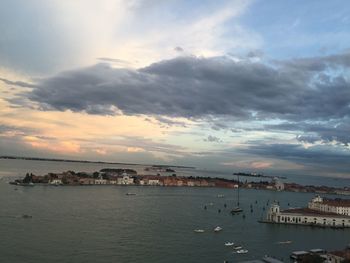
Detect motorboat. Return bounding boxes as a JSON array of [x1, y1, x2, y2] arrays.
[[126, 193, 136, 195], [277, 240, 292, 244], [236, 249, 248, 254], [214, 226, 222, 232], [225, 242, 234, 246], [231, 207, 243, 214], [194, 229, 205, 233], [233, 246, 242, 250]]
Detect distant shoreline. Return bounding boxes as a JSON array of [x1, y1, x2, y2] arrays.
[[0, 156, 195, 169], [233, 172, 286, 180]]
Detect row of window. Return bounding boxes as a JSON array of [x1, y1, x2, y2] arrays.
[[277, 215, 350, 224]]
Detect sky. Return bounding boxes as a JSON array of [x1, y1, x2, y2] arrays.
[[1, 0, 350, 178]]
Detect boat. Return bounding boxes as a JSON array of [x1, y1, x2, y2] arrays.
[[214, 226, 222, 232], [233, 245, 243, 250], [231, 207, 243, 213], [230, 173, 243, 214], [194, 229, 205, 233], [217, 194, 225, 198], [277, 240, 292, 244], [126, 193, 136, 195], [225, 242, 235, 246], [236, 249, 248, 254]]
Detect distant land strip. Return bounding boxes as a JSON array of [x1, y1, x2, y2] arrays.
[[0, 156, 195, 169], [233, 172, 286, 180]]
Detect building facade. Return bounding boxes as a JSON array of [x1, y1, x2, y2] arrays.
[[265, 197, 350, 228], [308, 195, 350, 216]]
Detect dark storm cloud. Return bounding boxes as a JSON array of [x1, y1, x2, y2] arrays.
[[266, 120, 350, 146], [174, 46, 184, 52], [0, 77, 35, 88], [10, 52, 350, 143], [0, 124, 34, 135], [204, 135, 222, 143], [240, 143, 350, 173]]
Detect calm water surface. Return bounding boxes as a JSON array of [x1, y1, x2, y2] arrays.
[[0, 159, 349, 263]]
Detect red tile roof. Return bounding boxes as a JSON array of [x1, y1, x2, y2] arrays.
[[323, 198, 350, 207]]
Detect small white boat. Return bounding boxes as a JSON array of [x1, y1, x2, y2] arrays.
[[194, 229, 205, 233], [217, 194, 225, 198], [233, 246, 242, 250], [236, 249, 248, 254], [225, 242, 234, 246], [214, 226, 222, 232], [231, 207, 243, 214], [277, 240, 292, 244]]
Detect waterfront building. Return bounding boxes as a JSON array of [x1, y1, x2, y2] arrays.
[[117, 173, 134, 185], [79, 178, 95, 185], [94, 175, 107, 185], [109, 179, 117, 185], [49, 179, 63, 185], [265, 196, 350, 228], [273, 177, 284, 191], [187, 181, 195, 187], [308, 195, 350, 216], [147, 179, 160, 185]]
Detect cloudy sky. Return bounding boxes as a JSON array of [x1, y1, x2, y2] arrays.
[[1, 0, 350, 177]]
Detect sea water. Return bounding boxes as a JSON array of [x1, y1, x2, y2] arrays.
[[0, 159, 349, 263]]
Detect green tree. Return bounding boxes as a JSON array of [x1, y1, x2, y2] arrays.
[[23, 173, 32, 183]]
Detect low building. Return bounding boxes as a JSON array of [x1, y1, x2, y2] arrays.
[[94, 175, 107, 185], [273, 177, 285, 191], [148, 179, 160, 186], [79, 178, 95, 185], [94, 178, 107, 185], [117, 173, 134, 185], [187, 181, 195, 187], [109, 179, 117, 185], [49, 179, 63, 185]]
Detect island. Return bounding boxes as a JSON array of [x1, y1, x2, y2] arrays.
[[8, 169, 350, 196]]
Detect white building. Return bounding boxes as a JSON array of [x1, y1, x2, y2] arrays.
[[94, 175, 107, 185], [187, 181, 195, 187], [308, 195, 350, 216], [49, 179, 63, 185], [117, 173, 134, 185], [147, 179, 160, 186], [265, 197, 350, 228], [273, 177, 285, 191], [109, 179, 117, 185]]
